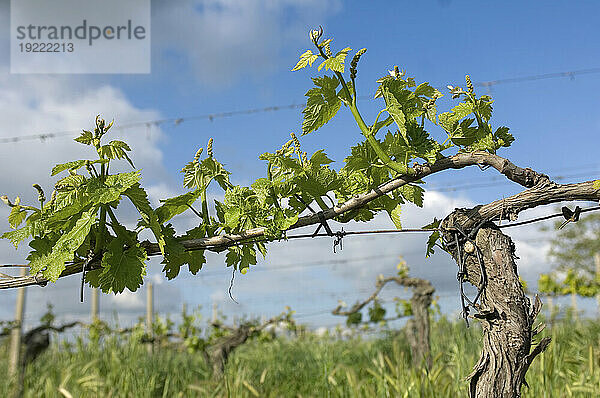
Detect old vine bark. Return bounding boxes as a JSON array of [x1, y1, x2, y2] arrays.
[[203, 313, 293, 378], [204, 323, 254, 378], [442, 211, 550, 398]]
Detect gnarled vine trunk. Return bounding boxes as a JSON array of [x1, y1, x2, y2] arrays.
[[204, 324, 253, 378], [203, 314, 293, 378], [442, 211, 550, 398]]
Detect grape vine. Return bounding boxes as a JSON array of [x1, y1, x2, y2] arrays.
[[1, 28, 514, 293]]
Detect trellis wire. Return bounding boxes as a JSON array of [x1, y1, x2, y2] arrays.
[[1, 206, 599, 289], [2, 67, 600, 144]]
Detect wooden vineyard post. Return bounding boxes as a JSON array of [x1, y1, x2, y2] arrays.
[[595, 253, 600, 316], [146, 282, 153, 353], [91, 287, 99, 322], [9, 267, 27, 396]]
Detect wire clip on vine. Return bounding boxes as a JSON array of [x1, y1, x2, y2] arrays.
[[333, 228, 346, 253], [293, 194, 334, 238], [443, 219, 490, 326]]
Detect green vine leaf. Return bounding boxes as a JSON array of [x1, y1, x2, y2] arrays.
[[388, 203, 402, 229], [291, 50, 319, 71], [368, 300, 386, 323], [309, 149, 334, 166], [439, 102, 475, 134], [397, 299, 413, 316], [296, 167, 341, 199], [425, 231, 440, 258], [382, 84, 408, 144], [8, 206, 27, 229], [162, 230, 189, 279], [476, 96, 494, 122], [26, 236, 54, 264], [85, 171, 141, 205], [346, 311, 362, 325], [123, 183, 165, 254], [317, 47, 351, 73], [74, 130, 95, 146], [399, 184, 424, 207], [446, 118, 478, 147], [182, 156, 231, 191], [226, 244, 257, 272], [186, 250, 207, 275], [97, 140, 135, 168], [302, 75, 341, 135], [270, 208, 298, 235], [1, 226, 31, 249], [29, 207, 97, 282], [493, 126, 515, 149], [97, 236, 147, 293], [414, 82, 442, 99], [161, 224, 207, 279], [51, 159, 109, 176], [468, 133, 496, 152], [423, 218, 441, 257], [156, 189, 203, 224]]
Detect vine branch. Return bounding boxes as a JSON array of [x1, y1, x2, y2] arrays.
[[1, 151, 598, 289]]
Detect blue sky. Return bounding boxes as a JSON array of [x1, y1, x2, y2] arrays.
[[1, 1, 600, 330]]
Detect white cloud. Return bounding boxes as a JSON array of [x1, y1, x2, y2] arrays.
[[108, 290, 145, 310], [153, 0, 341, 87], [0, 74, 169, 201], [514, 240, 551, 275], [146, 182, 181, 207]]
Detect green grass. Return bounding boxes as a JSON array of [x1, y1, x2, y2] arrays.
[[1, 316, 599, 397]]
